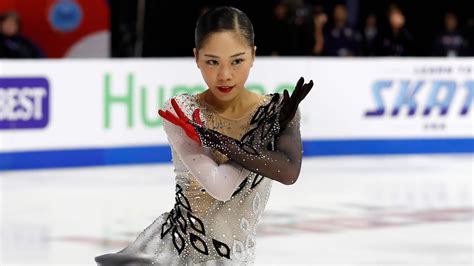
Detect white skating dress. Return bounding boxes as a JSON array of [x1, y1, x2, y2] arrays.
[[95, 92, 301, 265]]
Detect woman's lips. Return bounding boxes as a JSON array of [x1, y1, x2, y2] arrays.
[[217, 86, 234, 93]]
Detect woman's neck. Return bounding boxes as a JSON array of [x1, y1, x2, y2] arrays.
[[203, 90, 250, 115], [200, 90, 265, 119]]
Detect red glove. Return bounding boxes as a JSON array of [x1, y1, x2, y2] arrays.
[[158, 98, 204, 144]]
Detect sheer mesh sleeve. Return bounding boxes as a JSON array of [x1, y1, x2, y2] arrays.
[[193, 108, 302, 185], [162, 97, 250, 201]]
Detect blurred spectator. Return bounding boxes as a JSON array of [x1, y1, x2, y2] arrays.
[[0, 11, 44, 58], [375, 4, 416, 56], [432, 12, 469, 56], [309, 5, 328, 56], [269, 1, 313, 56], [361, 13, 379, 56], [323, 3, 362, 56], [294, 3, 316, 56], [269, 2, 296, 55]]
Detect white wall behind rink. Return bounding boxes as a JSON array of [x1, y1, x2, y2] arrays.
[[0, 57, 472, 153]]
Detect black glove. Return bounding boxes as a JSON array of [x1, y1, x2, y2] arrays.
[[279, 77, 313, 131], [189, 92, 304, 185]]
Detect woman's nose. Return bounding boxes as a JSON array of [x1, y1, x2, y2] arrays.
[[217, 65, 232, 81]]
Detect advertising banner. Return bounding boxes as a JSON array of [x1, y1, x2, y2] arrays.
[[0, 58, 472, 170], [0, 0, 110, 58]]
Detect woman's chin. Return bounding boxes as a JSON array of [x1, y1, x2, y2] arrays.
[[211, 89, 238, 102]]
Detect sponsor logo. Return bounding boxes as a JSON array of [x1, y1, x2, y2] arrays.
[[365, 80, 473, 117], [0, 78, 50, 130], [103, 73, 293, 128]]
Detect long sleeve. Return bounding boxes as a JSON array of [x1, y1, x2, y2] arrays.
[[162, 97, 250, 202], [194, 107, 302, 185]]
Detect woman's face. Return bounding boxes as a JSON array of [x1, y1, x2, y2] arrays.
[[194, 31, 255, 103]]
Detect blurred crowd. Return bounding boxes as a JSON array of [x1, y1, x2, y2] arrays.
[[0, 0, 472, 58], [268, 1, 472, 56]]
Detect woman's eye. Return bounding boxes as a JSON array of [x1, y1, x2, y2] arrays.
[[206, 60, 218, 65], [232, 59, 244, 65]]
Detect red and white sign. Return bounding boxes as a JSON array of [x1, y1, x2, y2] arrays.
[[0, 0, 109, 58]]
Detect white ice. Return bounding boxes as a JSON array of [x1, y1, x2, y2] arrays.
[[1, 155, 472, 265]]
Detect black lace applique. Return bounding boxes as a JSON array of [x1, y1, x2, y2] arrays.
[[176, 189, 192, 212], [251, 174, 264, 189], [231, 178, 248, 197], [187, 212, 206, 235], [212, 239, 231, 259], [162, 185, 234, 259], [190, 233, 209, 255], [160, 210, 174, 238], [175, 208, 187, 234], [171, 227, 185, 255]]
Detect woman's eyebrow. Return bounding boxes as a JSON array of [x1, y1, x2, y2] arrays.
[[230, 52, 246, 57], [203, 52, 246, 58]]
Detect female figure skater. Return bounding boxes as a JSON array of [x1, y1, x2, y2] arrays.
[[95, 6, 313, 265]]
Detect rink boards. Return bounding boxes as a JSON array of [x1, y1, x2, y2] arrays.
[[0, 58, 472, 170]]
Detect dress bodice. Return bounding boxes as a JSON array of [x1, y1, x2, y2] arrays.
[[167, 93, 275, 264]]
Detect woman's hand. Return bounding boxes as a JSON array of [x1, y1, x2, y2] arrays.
[[279, 77, 313, 131], [158, 98, 204, 144]]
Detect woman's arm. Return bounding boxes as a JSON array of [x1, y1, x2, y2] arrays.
[[194, 109, 302, 185], [162, 97, 250, 202], [162, 78, 311, 186]]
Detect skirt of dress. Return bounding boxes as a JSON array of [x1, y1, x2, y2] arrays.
[[94, 212, 253, 266], [94, 212, 174, 266]]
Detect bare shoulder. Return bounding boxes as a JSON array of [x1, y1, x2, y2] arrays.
[[247, 91, 267, 104]]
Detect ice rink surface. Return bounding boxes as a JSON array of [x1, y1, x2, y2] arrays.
[[1, 155, 472, 265]]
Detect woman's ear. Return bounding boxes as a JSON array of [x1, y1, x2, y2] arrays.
[[193, 48, 200, 68], [251, 46, 257, 67]]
